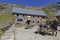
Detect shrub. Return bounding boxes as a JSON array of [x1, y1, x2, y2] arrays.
[[0, 30, 4, 36]]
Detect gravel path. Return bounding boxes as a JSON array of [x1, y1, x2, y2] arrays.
[[15, 26, 60, 40], [1, 24, 60, 40]]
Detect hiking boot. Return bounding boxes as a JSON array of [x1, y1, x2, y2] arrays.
[[51, 32, 54, 36], [55, 32, 57, 37]]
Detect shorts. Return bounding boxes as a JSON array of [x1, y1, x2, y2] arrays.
[[54, 27, 57, 30], [44, 25, 47, 28], [51, 27, 57, 30], [39, 25, 43, 28]]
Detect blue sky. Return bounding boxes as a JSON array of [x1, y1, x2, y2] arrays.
[[0, 0, 60, 7]]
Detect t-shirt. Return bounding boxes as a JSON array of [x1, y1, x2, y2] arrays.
[[39, 20, 43, 25], [43, 19, 46, 25]]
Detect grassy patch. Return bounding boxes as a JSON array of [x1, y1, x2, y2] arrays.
[[0, 13, 13, 23]]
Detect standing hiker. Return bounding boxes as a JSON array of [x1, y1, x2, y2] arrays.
[[50, 18, 58, 36], [25, 16, 31, 29]]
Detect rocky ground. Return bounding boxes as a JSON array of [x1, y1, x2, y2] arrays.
[[1, 24, 60, 40]]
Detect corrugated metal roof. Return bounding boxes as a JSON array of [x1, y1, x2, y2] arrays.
[[12, 7, 47, 16], [55, 11, 60, 16]]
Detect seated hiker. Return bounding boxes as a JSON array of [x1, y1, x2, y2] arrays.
[[34, 17, 43, 34], [42, 18, 47, 34], [35, 17, 46, 35], [39, 17, 44, 32], [34, 18, 48, 36]]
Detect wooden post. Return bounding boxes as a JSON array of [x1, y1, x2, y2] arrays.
[[14, 24, 16, 40]]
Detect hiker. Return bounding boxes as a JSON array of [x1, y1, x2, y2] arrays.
[[53, 18, 58, 36], [25, 16, 31, 29], [42, 18, 47, 33], [38, 17, 44, 33], [49, 18, 58, 36], [26, 20, 31, 25], [46, 18, 51, 33]]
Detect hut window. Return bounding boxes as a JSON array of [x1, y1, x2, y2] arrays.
[[42, 17, 45, 19], [1, 7, 3, 9], [23, 15, 24, 17], [33, 16, 35, 17], [38, 16, 39, 18], [37, 21, 39, 23], [33, 21, 34, 23], [17, 14, 19, 16], [17, 19, 23, 21]]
